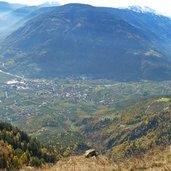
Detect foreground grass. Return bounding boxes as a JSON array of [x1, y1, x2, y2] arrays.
[[21, 155, 117, 171], [117, 146, 171, 171], [20, 146, 170, 171]]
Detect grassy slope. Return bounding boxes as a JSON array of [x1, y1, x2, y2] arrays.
[[118, 146, 171, 171], [21, 146, 170, 171]]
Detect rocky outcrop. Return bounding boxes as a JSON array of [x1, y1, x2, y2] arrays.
[[84, 149, 98, 158]]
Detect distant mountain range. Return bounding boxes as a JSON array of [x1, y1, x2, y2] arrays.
[[0, 3, 171, 81], [0, 1, 59, 40], [0, 1, 24, 11]]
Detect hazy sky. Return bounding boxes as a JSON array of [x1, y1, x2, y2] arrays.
[[4, 0, 171, 16]]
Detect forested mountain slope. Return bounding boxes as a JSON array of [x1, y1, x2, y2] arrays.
[[1, 4, 171, 80], [77, 97, 171, 159], [0, 121, 56, 169]]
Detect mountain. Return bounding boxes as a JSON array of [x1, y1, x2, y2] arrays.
[[1, 4, 171, 81], [0, 121, 56, 169], [0, 1, 57, 41], [0, 1, 24, 11], [102, 6, 171, 60], [0, 6, 38, 41], [77, 96, 171, 160], [0, 1, 36, 40]]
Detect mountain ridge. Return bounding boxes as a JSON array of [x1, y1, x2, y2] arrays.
[[1, 4, 171, 81], [0, 1, 26, 11]]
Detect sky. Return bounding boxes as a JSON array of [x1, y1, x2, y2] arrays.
[[3, 0, 171, 17]]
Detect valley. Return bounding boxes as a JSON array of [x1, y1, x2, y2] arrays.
[[0, 71, 170, 160], [0, 1, 171, 170]]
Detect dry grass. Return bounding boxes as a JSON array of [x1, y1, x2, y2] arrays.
[[21, 155, 117, 171], [21, 146, 171, 171], [51, 155, 117, 171], [116, 146, 171, 171]]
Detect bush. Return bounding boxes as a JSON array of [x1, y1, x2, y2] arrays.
[[30, 157, 42, 167]]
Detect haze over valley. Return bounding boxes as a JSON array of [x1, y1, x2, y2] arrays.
[[0, 1, 170, 170]]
